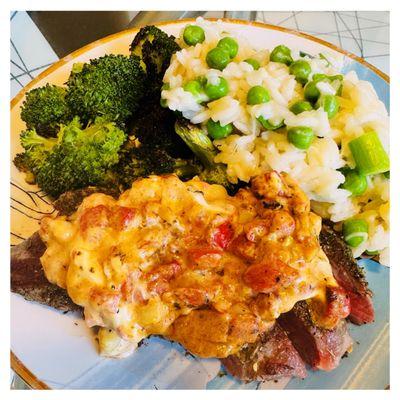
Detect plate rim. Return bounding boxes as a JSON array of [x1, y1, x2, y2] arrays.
[[10, 17, 390, 390]]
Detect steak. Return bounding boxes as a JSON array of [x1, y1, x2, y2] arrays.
[[319, 224, 374, 324], [221, 323, 307, 382], [10, 188, 115, 312], [278, 301, 353, 371], [11, 232, 80, 312], [11, 188, 364, 382], [54, 186, 120, 216]]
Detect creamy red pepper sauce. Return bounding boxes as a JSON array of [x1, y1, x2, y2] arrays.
[[40, 172, 344, 358]]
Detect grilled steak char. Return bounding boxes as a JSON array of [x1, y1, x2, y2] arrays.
[[319, 224, 374, 324], [221, 323, 307, 382], [11, 232, 80, 312], [10, 187, 117, 313], [278, 301, 353, 371]]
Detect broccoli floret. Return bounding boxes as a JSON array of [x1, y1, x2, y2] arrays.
[[174, 119, 236, 193], [20, 84, 71, 137], [20, 128, 58, 151], [115, 138, 200, 190], [127, 93, 192, 158], [14, 117, 126, 198], [65, 54, 146, 126], [130, 25, 180, 93], [14, 129, 58, 175]]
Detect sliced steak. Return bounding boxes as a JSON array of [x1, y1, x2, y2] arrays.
[[221, 323, 307, 382], [278, 301, 353, 371], [11, 232, 80, 312], [320, 224, 374, 324], [10, 188, 111, 312]]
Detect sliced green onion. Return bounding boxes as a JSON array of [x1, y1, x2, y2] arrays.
[[319, 53, 331, 66], [300, 50, 313, 58], [257, 116, 284, 130], [343, 219, 369, 247], [349, 131, 390, 175], [316, 95, 339, 119], [384, 170, 390, 179], [340, 169, 368, 196]]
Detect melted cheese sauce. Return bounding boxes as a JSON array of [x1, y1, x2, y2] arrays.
[[40, 173, 337, 358]]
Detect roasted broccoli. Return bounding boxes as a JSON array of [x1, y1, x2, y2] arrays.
[[114, 138, 200, 190], [127, 93, 192, 158], [14, 117, 126, 198], [130, 25, 180, 93], [65, 54, 146, 127], [20, 84, 71, 137], [174, 119, 236, 192]]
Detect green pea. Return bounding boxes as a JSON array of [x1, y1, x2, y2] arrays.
[[289, 100, 313, 115], [183, 80, 208, 103], [343, 219, 368, 247], [183, 25, 205, 46], [207, 119, 233, 139], [257, 116, 284, 130], [340, 170, 368, 196], [270, 45, 293, 66], [316, 95, 340, 119], [289, 60, 311, 85], [247, 85, 270, 105], [160, 83, 170, 108], [217, 37, 239, 59], [304, 81, 320, 103], [206, 47, 231, 71], [204, 77, 229, 100], [244, 58, 260, 70], [287, 126, 315, 150]]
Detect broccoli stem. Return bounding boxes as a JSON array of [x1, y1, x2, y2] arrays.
[[174, 119, 217, 169]]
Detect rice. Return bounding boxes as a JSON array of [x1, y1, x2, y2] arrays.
[[162, 17, 390, 264]]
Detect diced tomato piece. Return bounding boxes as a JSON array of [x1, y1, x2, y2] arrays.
[[188, 246, 223, 262], [90, 288, 120, 313], [145, 261, 181, 295], [187, 246, 223, 270], [244, 219, 270, 242], [111, 206, 137, 230], [243, 259, 298, 293], [175, 287, 208, 307], [229, 234, 258, 262], [79, 205, 111, 232], [147, 261, 181, 281], [210, 221, 233, 249]]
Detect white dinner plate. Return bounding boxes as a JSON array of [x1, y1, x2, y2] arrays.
[[10, 18, 389, 390]]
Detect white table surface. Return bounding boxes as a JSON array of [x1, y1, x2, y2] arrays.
[[9, 10, 389, 389]]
